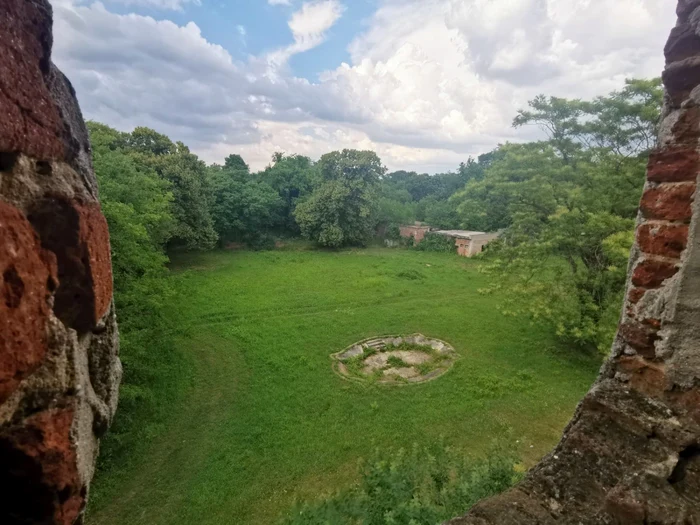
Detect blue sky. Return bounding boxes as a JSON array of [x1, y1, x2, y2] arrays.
[[51, 0, 674, 173], [99, 0, 377, 80]]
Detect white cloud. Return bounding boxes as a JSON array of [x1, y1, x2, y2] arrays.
[[268, 0, 291, 5], [52, 0, 677, 173], [267, 0, 345, 67], [106, 0, 201, 11]]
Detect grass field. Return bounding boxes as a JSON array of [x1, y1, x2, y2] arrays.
[[87, 247, 600, 525]]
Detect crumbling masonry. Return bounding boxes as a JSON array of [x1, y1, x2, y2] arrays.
[[0, 1, 121, 524]]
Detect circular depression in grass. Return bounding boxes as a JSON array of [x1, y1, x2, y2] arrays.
[[332, 334, 459, 385]]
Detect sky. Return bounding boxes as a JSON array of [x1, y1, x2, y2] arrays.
[[51, 0, 676, 173]]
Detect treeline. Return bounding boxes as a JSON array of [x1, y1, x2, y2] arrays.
[[91, 77, 663, 355]]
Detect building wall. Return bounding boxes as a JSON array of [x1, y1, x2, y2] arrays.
[[467, 233, 500, 256], [399, 225, 431, 243], [455, 239, 470, 257], [454, 234, 499, 257]]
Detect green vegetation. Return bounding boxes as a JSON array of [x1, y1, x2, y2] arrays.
[[282, 442, 521, 525], [87, 249, 599, 525], [414, 233, 457, 253], [85, 79, 660, 524], [453, 79, 663, 351], [295, 150, 384, 247]]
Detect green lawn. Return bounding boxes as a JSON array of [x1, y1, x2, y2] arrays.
[[87, 247, 599, 525]]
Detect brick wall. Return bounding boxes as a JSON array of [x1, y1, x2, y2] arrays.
[[0, 2, 120, 523], [399, 224, 431, 243]]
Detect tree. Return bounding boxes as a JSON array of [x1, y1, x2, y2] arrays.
[[207, 163, 283, 247], [130, 136, 218, 250], [224, 154, 249, 173], [295, 150, 384, 247], [126, 126, 175, 156], [87, 121, 174, 328], [457, 79, 663, 351], [261, 153, 316, 234]]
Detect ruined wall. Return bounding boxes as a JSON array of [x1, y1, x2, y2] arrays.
[[449, 2, 700, 523], [399, 224, 431, 243], [0, 1, 121, 524]]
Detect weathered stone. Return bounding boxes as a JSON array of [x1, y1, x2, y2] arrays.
[[0, 409, 82, 525], [363, 353, 389, 372], [619, 321, 659, 359], [628, 287, 647, 304], [666, 24, 700, 63], [387, 350, 432, 365], [430, 340, 446, 352], [0, 0, 64, 161], [678, 0, 700, 19], [383, 367, 419, 379], [338, 345, 364, 361], [334, 335, 458, 385], [663, 56, 700, 106], [670, 105, 700, 144], [28, 198, 113, 331]]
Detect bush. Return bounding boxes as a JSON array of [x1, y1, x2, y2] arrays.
[[414, 233, 456, 253], [386, 223, 401, 241], [280, 442, 521, 525], [247, 233, 276, 251]]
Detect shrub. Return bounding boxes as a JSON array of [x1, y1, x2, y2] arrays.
[[280, 442, 521, 525], [414, 233, 456, 253], [247, 233, 276, 251]]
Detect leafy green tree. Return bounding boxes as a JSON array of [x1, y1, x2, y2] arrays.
[[207, 162, 283, 247], [125, 126, 175, 157], [224, 153, 250, 173], [132, 138, 218, 250], [88, 122, 175, 325], [295, 150, 384, 247], [261, 153, 316, 233], [457, 78, 662, 351]]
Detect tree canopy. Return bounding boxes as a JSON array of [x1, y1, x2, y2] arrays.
[[295, 150, 384, 247]]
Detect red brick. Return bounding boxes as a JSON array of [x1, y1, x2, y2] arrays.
[[632, 259, 680, 289], [1, 409, 83, 525], [76, 203, 113, 321], [0, 201, 57, 403], [28, 198, 113, 331], [646, 148, 699, 183], [0, 0, 64, 160], [627, 288, 646, 304], [640, 183, 696, 222], [619, 322, 659, 359], [637, 223, 689, 258]]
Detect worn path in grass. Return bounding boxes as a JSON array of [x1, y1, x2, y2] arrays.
[[88, 248, 599, 525]]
